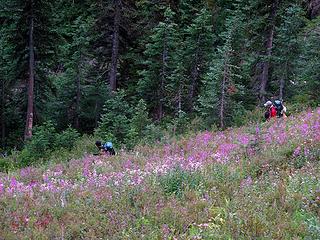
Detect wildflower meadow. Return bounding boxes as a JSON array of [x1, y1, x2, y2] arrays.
[[0, 109, 319, 239]]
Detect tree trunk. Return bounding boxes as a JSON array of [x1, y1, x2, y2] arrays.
[[220, 53, 229, 129], [178, 83, 182, 113], [308, 0, 320, 18], [94, 100, 99, 128], [1, 80, 5, 147], [159, 32, 168, 120], [279, 61, 287, 100], [259, 0, 279, 104], [75, 65, 81, 129], [189, 35, 201, 110], [109, 0, 121, 92], [24, 1, 35, 141]]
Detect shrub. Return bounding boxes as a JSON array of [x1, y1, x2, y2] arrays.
[[126, 99, 152, 149], [158, 167, 202, 197], [232, 105, 265, 127], [24, 121, 57, 159], [139, 123, 164, 145], [0, 158, 13, 172], [166, 110, 190, 136], [54, 126, 80, 150], [96, 90, 131, 145]]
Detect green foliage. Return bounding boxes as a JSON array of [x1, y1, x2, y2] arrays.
[[232, 105, 265, 126], [158, 167, 202, 197], [25, 122, 57, 160], [198, 8, 247, 128], [296, 17, 320, 104], [139, 123, 164, 145], [96, 90, 132, 145], [17, 122, 81, 167], [0, 158, 14, 173], [293, 210, 320, 239], [138, 7, 181, 116], [166, 110, 190, 135], [2, 0, 320, 157], [126, 99, 152, 148], [54, 127, 81, 150]]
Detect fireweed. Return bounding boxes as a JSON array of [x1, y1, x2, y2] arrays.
[[0, 108, 319, 239]]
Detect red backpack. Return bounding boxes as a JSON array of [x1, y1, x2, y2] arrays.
[[270, 106, 277, 118]]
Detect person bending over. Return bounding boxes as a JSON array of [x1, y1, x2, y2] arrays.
[[95, 141, 116, 155]]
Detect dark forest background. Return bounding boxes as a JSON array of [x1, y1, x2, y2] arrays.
[[1, 0, 319, 154]]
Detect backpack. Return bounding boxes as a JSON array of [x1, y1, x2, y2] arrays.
[[270, 106, 277, 118], [103, 142, 115, 155], [103, 142, 113, 150], [273, 100, 283, 117]]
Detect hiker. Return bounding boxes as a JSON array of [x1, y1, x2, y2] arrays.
[[273, 99, 287, 118], [95, 141, 116, 155], [264, 101, 277, 120], [264, 99, 287, 120]]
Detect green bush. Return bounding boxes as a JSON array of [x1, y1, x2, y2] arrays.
[[0, 158, 14, 172], [54, 126, 80, 150], [14, 122, 81, 167], [167, 110, 189, 135], [287, 94, 318, 115], [17, 148, 34, 167], [96, 90, 131, 145], [158, 167, 202, 197], [25, 121, 57, 159], [232, 105, 265, 127], [140, 123, 164, 145], [126, 99, 152, 149]]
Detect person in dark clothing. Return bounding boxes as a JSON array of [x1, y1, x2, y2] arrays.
[[95, 141, 116, 155]]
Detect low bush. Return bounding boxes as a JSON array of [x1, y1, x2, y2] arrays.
[[54, 126, 81, 150], [158, 167, 203, 197]]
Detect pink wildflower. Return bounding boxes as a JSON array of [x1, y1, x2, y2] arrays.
[[0, 181, 4, 194], [293, 146, 301, 157], [240, 176, 253, 189]]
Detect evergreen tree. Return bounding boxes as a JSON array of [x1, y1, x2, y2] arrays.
[[138, 7, 180, 120], [198, 9, 246, 128], [0, 1, 20, 149], [273, 4, 306, 100], [296, 16, 320, 103], [0, 0, 58, 143], [180, 6, 215, 111], [96, 90, 132, 145], [45, 0, 99, 132]]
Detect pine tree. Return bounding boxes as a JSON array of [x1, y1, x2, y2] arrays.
[[1, 0, 59, 141], [0, 2, 20, 148], [138, 7, 180, 120], [198, 9, 246, 128], [46, 0, 98, 131], [273, 4, 306, 100], [180, 6, 215, 111], [96, 90, 131, 145], [296, 16, 320, 103]]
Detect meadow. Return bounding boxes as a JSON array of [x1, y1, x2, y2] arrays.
[[0, 108, 319, 239]]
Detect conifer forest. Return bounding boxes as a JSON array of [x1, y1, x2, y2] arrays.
[[0, 0, 319, 150]]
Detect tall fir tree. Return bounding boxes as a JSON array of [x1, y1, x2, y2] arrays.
[[138, 7, 180, 120], [198, 8, 246, 128]]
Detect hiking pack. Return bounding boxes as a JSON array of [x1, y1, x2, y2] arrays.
[[263, 99, 286, 120], [102, 142, 115, 155], [273, 100, 284, 117], [95, 140, 116, 155]]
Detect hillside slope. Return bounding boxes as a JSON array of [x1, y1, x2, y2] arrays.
[[0, 109, 319, 239]]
